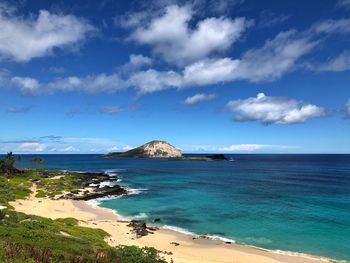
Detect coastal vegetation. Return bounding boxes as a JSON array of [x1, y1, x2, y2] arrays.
[[0, 153, 167, 263]]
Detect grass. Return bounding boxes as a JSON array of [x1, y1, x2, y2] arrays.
[[0, 169, 167, 263]]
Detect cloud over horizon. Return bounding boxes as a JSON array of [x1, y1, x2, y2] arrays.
[[225, 93, 326, 124]]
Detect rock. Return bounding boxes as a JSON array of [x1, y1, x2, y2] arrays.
[[148, 227, 159, 231], [154, 218, 161, 222], [103, 140, 182, 158], [72, 186, 127, 201], [170, 242, 180, 246], [128, 220, 149, 237], [205, 154, 228, 160]]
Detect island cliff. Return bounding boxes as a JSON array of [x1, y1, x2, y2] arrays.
[[104, 140, 182, 158]]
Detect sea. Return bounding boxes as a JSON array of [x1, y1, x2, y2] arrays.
[[13, 154, 350, 262]]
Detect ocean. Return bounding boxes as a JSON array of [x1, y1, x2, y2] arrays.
[[14, 154, 350, 262]]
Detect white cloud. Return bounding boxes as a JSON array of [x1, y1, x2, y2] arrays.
[[234, 30, 317, 82], [219, 144, 299, 152], [129, 5, 249, 65], [220, 144, 265, 151], [63, 146, 80, 152], [337, 0, 350, 9], [11, 77, 41, 94], [312, 18, 350, 34], [18, 142, 46, 151], [184, 93, 216, 105], [0, 7, 95, 62], [128, 54, 152, 68], [99, 106, 127, 114], [182, 30, 317, 85], [225, 93, 326, 124], [11, 74, 126, 95], [309, 51, 350, 72], [123, 29, 317, 94], [129, 69, 182, 94], [122, 54, 153, 72], [346, 99, 350, 118], [183, 58, 239, 85], [110, 145, 134, 151]]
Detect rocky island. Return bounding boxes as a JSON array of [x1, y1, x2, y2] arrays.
[[103, 140, 229, 161], [103, 140, 182, 158]]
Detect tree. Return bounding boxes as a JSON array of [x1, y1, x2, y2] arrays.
[[0, 152, 17, 176]]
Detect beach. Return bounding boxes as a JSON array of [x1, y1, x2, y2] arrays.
[[10, 184, 333, 263]]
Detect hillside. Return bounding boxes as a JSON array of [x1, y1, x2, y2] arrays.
[[104, 140, 182, 158]]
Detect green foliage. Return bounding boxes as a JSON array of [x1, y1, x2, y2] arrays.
[[0, 168, 167, 263], [0, 152, 17, 177], [114, 246, 167, 263], [0, 210, 167, 263]]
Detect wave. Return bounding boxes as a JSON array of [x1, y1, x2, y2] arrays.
[[271, 250, 339, 262], [104, 169, 126, 177], [162, 225, 198, 237], [126, 188, 148, 195], [206, 235, 236, 243]]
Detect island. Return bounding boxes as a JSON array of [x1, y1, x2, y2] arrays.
[[103, 140, 229, 161]]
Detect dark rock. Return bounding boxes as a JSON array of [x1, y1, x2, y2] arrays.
[[205, 154, 228, 160], [128, 220, 149, 237], [72, 186, 127, 201], [170, 242, 180, 246], [153, 218, 161, 222], [148, 227, 159, 231]]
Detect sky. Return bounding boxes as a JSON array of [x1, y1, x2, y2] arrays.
[[0, 0, 350, 154]]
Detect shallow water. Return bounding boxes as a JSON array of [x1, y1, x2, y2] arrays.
[[15, 154, 350, 261]]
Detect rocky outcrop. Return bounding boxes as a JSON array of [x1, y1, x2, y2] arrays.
[[104, 140, 182, 158]]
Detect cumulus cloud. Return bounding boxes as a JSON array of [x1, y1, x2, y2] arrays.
[[181, 30, 317, 85], [18, 142, 46, 152], [312, 18, 350, 34], [11, 74, 126, 95], [0, 6, 95, 62], [122, 54, 153, 72], [309, 51, 350, 72], [225, 93, 326, 124], [11, 77, 41, 95], [337, 0, 350, 9], [129, 5, 249, 65], [129, 69, 182, 94], [184, 93, 216, 105], [183, 58, 239, 85], [234, 30, 317, 82], [5, 27, 318, 95]]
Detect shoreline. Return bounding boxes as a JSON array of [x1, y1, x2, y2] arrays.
[[10, 184, 336, 263]]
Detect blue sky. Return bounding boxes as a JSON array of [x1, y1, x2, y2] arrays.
[[0, 0, 350, 154]]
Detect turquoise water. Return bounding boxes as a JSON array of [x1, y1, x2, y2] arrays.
[[16, 154, 350, 261]]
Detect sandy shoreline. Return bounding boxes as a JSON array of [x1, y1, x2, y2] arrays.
[[10, 188, 334, 263]]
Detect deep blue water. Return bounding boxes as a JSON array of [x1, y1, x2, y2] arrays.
[[13, 154, 350, 261]]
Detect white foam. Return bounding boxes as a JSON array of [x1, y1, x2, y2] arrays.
[[163, 225, 198, 237], [271, 250, 338, 262], [87, 195, 124, 207], [126, 188, 148, 195], [206, 235, 236, 243]]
